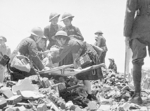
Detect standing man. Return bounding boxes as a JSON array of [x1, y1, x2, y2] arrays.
[[0, 36, 11, 82], [44, 13, 62, 49], [124, 0, 150, 105], [61, 12, 84, 41], [59, 12, 84, 66], [94, 30, 108, 63]]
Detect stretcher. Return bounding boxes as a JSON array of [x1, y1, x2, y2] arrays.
[[38, 63, 105, 77]]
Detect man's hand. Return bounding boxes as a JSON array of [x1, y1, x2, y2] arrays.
[[43, 57, 54, 68]]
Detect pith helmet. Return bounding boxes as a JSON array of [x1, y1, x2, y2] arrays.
[[95, 30, 103, 35], [0, 36, 7, 42], [30, 27, 44, 37], [61, 12, 74, 21], [49, 13, 60, 22], [53, 31, 69, 39]]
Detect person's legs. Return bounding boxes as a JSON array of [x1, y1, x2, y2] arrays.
[[130, 38, 146, 105], [83, 80, 97, 100]]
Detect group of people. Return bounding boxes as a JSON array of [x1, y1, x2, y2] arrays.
[[1, 0, 147, 105], [0, 12, 108, 100], [0, 0, 148, 106]]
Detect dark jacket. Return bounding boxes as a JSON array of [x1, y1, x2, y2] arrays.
[[63, 25, 84, 41], [96, 36, 107, 52], [17, 36, 44, 70], [44, 24, 62, 49], [50, 39, 103, 80], [124, 0, 150, 39]]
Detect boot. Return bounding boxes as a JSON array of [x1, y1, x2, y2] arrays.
[[130, 64, 143, 105], [130, 93, 142, 105]]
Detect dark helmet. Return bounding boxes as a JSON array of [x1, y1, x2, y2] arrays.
[[49, 13, 60, 22], [95, 30, 103, 35], [61, 12, 74, 21]]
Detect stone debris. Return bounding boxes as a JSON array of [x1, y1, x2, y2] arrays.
[[1, 68, 150, 111]]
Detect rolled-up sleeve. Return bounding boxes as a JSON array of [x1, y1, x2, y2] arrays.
[[124, 0, 138, 37]]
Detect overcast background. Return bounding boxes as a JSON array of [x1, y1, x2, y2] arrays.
[[0, 0, 150, 73]]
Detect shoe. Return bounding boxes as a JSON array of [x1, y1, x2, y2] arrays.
[[129, 93, 143, 105]]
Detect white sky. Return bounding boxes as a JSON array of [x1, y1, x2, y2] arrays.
[[0, 0, 150, 72]]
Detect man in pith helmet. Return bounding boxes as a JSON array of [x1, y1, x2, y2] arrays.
[[16, 27, 45, 71], [59, 12, 84, 66], [94, 30, 107, 63], [61, 12, 84, 41], [44, 13, 63, 49]]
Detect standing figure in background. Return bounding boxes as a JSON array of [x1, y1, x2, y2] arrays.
[[124, 0, 150, 105], [0, 36, 11, 82], [108, 58, 117, 73], [44, 13, 62, 49], [94, 30, 107, 63], [62, 12, 84, 41], [60, 12, 84, 66]]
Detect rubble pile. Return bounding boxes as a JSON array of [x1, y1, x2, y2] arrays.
[[1, 69, 150, 111]]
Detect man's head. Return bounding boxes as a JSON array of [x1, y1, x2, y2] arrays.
[[95, 30, 103, 36], [61, 12, 74, 27], [0, 36, 7, 45], [37, 36, 47, 50], [109, 58, 115, 63], [94, 30, 103, 43], [30, 27, 45, 42], [53, 31, 70, 46], [49, 13, 60, 25]]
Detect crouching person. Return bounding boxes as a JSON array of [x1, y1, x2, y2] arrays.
[[9, 27, 46, 81], [48, 31, 103, 100]]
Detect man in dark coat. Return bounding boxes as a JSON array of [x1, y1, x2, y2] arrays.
[[17, 27, 45, 71], [94, 30, 108, 63], [62, 12, 84, 41], [59, 13, 84, 66], [44, 13, 62, 49], [50, 30, 103, 100], [124, 0, 150, 105]]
